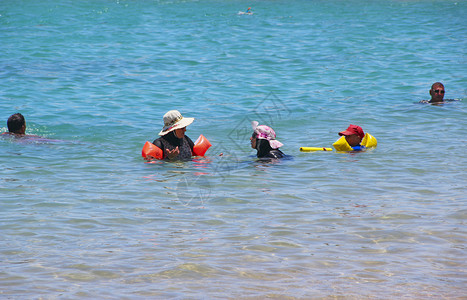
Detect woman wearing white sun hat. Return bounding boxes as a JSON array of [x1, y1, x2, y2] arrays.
[[152, 110, 195, 160]]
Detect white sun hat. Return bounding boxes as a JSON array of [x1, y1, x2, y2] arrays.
[[158, 110, 195, 136]]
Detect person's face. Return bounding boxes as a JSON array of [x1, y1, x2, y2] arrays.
[[345, 134, 362, 147], [250, 136, 256, 149], [174, 127, 186, 139], [430, 86, 445, 102]]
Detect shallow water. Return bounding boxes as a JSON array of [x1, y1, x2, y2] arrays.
[[1, 0, 466, 298]]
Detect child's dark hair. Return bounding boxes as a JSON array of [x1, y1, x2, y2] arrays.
[[7, 113, 25, 133]]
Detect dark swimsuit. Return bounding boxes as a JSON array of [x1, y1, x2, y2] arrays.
[[255, 139, 285, 159], [153, 131, 194, 160], [419, 99, 460, 104]]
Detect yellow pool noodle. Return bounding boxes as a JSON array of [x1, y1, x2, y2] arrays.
[[300, 147, 333, 152]]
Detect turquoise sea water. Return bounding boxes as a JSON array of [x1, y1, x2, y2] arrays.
[[1, 0, 466, 298]]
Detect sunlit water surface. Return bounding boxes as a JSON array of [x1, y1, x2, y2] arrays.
[[1, 0, 466, 298]]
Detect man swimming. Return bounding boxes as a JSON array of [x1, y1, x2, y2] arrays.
[[428, 82, 445, 103], [4, 113, 27, 136]]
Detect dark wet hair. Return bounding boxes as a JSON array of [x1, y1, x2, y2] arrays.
[[7, 113, 25, 133], [255, 138, 273, 158], [252, 131, 268, 156]]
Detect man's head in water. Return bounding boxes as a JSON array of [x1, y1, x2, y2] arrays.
[[429, 82, 445, 103], [7, 113, 26, 135]]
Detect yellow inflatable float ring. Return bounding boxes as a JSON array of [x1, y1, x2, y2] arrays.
[[332, 133, 377, 152], [361, 133, 377, 148]]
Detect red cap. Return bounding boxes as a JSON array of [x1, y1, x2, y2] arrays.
[[339, 124, 365, 139]]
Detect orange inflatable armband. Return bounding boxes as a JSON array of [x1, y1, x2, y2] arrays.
[[193, 134, 212, 156], [142, 141, 163, 160]]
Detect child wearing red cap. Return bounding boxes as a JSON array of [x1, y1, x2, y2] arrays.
[[338, 124, 365, 151]]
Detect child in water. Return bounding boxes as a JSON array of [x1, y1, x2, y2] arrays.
[[250, 121, 285, 159], [338, 124, 365, 151]]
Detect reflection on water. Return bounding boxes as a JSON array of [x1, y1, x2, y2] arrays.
[[0, 134, 66, 144]]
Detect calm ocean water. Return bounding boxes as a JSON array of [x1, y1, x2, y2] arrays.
[[1, 0, 466, 298]]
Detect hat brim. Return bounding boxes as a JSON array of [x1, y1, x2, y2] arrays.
[[158, 117, 194, 136], [268, 139, 283, 149], [338, 130, 354, 136], [257, 136, 283, 149]]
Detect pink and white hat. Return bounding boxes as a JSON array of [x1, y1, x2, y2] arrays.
[[251, 121, 284, 149]]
